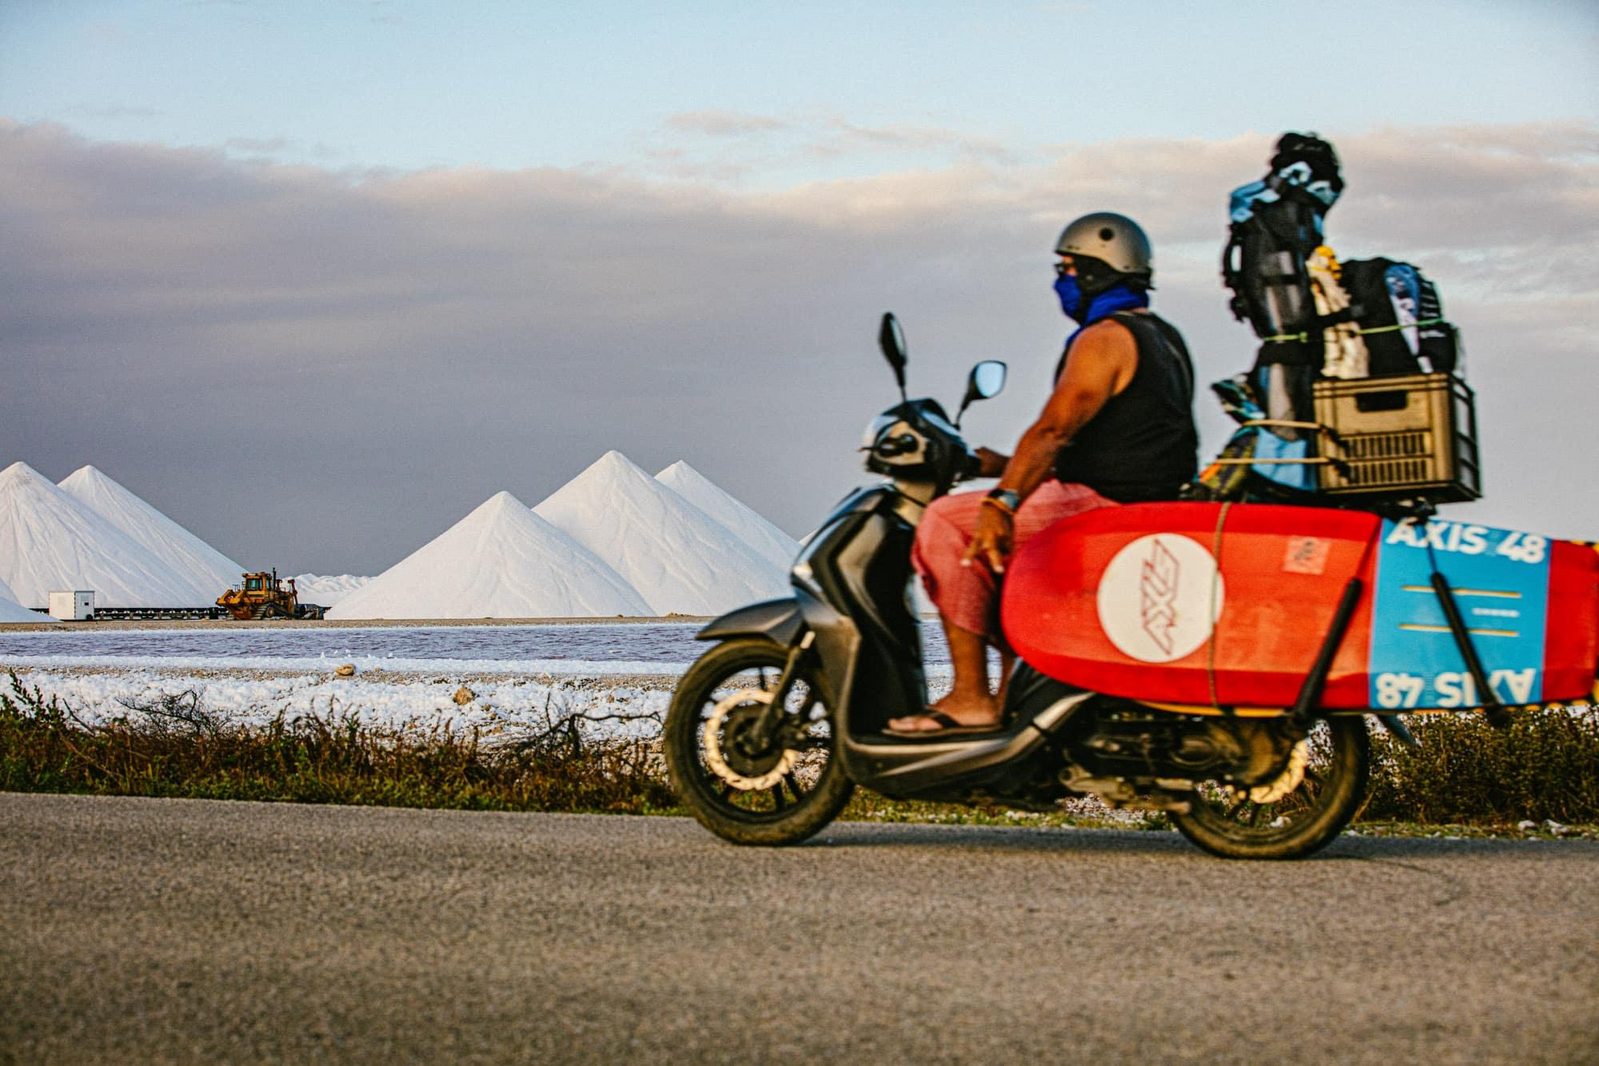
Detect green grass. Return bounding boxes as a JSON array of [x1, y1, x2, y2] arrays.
[[4, 670, 1596, 835]]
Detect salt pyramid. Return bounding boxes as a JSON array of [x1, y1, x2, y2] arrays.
[[0, 462, 203, 607], [59, 465, 243, 603], [327, 491, 652, 619], [0, 596, 50, 624], [0, 572, 51, 624], [292, 573, 372, 608], [535, 451, 787, 615], [655, 461, 799, 573]]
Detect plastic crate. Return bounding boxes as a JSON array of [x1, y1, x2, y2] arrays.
[[1312, 372, 1481, 503]]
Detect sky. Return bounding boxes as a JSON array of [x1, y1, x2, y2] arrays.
[[2, 0, 1596, 574]]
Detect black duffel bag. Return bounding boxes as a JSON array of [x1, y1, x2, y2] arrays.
[[1337, 257, 1459, 376]]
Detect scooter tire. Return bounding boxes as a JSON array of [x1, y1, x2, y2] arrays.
[[1170, 716, 1370, 860], [665, 636, 854, 846]]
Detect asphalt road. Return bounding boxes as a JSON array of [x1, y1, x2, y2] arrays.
[[3, 794, 1596, 1065]]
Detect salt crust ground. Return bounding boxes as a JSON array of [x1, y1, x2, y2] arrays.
[[3, 641, 952, 739], [5, 664, 681, 739]]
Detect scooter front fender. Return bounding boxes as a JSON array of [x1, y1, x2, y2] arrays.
[[696, 598, 804, 647]]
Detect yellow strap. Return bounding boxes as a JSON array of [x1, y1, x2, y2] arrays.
[[1263, 317, 1448, 345], [1240, 419, 1326, 431]]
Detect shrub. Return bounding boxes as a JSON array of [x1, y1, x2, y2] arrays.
[[0, 671, 676, 814], [1363, 707, 1599, 825]]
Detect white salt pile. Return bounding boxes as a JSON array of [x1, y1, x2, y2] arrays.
[[326, 491, 652, 619], [0, 451, 797, 619], [655, 460, 799, 573], [0, 573, 53, 624], [0, 597, 50, 624], [0, 462, 204, 607], [535, 451, 787, 615], [292, 574, 372, 608], [58, 465, 243, 603]]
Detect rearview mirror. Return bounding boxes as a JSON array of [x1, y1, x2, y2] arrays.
[[969, 360, 1006, 400], [878, 312, 907, 398], [956, 359, 1007, 425]]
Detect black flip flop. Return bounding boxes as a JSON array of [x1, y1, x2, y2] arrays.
[[884, 710, 1002, 737]]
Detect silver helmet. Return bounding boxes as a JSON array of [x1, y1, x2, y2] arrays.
[[1054, 211, 1153, 279]]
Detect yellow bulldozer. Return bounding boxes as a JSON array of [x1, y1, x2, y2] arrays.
[[217, 570, 326, 620]]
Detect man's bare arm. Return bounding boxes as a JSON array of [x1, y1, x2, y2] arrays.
[[996, 318, 1137, 499], [962, 319, 1138, 573]]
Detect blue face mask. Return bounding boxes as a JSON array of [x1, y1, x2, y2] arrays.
[[1053, 274, 1150, 327], [1053, 273, 1085, 321]]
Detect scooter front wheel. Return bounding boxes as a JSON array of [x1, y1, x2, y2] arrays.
[[665, 637, 854, 846], [1170, 716, 1370, 860]]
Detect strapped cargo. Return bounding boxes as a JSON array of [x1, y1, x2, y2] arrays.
[[1197, 133, 1475, 506]]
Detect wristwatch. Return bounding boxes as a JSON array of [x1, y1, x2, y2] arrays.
[[984, 488, 1022, 512]]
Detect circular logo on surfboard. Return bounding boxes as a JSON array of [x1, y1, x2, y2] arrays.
[[1096, 534, 1225, 663]]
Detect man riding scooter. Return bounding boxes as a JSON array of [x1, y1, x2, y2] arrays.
[[888, 212, 1199, 735]]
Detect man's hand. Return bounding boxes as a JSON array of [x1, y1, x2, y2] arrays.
[[962, 503, 1013, 573], [974, 446, 1010, 478]]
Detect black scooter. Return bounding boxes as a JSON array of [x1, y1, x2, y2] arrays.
[[664, 314, 1370, 859]]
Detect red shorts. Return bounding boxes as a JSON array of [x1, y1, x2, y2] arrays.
[[911, 480, 1116, 643]]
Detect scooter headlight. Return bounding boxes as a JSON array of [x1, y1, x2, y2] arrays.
[[863, 417, 927, 474]]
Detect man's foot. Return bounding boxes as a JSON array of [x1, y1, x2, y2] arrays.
[[884, 710, 1003, 735], [885, 693, 1000, 735]]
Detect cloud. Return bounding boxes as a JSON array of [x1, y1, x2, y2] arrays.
[[1333, 123, 1599, 270], [3, 118, 1595, 571], [645, 112, 1023, 185], [658, 110, 1011, 159], [809, 117, 1020, 165], [663, 110, 791, 137], [66, 104, 162, 120], [225, 136, 293, 153]]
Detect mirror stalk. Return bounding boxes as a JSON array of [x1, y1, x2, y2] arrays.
[[878, 312, 910, 404], [955, 359, 1008, 427]]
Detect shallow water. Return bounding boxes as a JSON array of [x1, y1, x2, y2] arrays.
[[0, 621, 956, 670]]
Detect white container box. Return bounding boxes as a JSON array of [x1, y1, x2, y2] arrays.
[[48, 590, 95, 620]]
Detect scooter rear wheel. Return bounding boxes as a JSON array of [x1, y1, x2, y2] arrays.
[[1170, 716, 1370, 860], [665, 637, 853, 846]]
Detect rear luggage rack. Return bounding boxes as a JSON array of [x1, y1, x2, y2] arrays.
[[1312, 372, 1480, 504]]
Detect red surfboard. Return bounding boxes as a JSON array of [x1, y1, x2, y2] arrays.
[[1544, 541, 1599, 703], [1003, 503, 1599, 712], [1003, 503, 1379, 709]]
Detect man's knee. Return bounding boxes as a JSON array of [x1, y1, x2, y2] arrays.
[[913, 496, 973, 582]]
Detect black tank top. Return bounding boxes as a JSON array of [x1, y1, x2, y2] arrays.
[[1052, 310, 1197, 502]]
